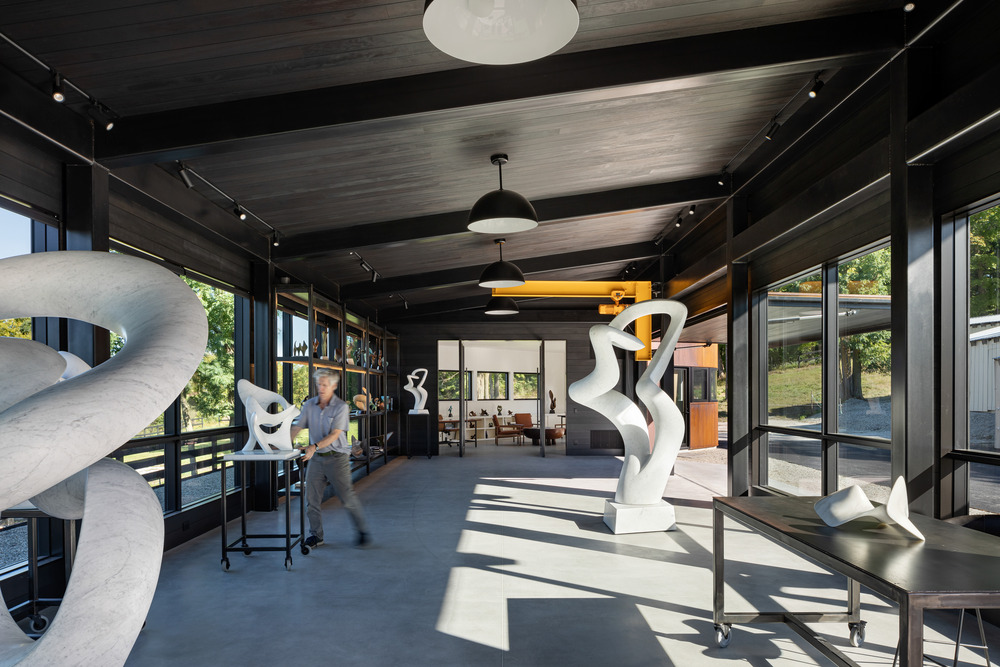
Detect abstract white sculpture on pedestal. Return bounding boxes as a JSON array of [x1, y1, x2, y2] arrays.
[[236, 379, 300, 451], [0, 251, 207, 666], [569, 299, 687, 534], [405, 368, 429, 415], [814, 476, 925, 540]]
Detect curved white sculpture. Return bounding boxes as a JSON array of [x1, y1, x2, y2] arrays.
[[237, 379, 300, 451], [814, 476, 925, 540], [569, 300, 687, 533], [0, 251, 207, 666], [404, 368, 429, 415]]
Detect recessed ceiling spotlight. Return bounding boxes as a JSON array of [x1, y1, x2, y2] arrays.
[[51, 72, 65, 102], [903, 3, 916, 12]]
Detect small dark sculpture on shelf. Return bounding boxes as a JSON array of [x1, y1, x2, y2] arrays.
[[479, 408, 489, 416], [507, 409, 512, 416], [469, 410, 476, 417], [448, 406, 453, 418], [497, 405, 502, 415], [549, 389, 556, 414]]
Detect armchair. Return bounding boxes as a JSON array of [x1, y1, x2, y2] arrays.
[[492, 414, 523, 445]]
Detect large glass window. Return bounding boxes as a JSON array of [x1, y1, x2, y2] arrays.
[[836, 248, 891, 437], [766, 271, 822, 430], [839, 443, 891, 503], [477, 371, 508, 400], [180, 278, 235, 432], [968, 203, 1000, 452], [766, 433, 822, 496], [439, 370, 472, 400], [512, 372, 538, 399]]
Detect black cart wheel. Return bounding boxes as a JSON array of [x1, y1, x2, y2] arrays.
[[849, 622, 866, 647], [714, 624, 732, 648], [284, 557, 293, 571], [29, 614, 49, 633], [301, 544, 310, 555], [221, 557, 230, 572]]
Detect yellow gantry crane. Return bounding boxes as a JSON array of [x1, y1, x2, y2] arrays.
[[492, 280, 655, 361]]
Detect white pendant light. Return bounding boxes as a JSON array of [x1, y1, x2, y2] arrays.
[[468, 154, 538, 234], [423, 0, 579, 66], [479, 238, 526, 288]]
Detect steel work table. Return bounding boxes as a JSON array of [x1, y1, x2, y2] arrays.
[[220, 450, 305, 571], [713, 495, 1000, 666]]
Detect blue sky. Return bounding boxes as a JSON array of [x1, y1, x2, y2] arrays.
[[0, 207, 30, 259]]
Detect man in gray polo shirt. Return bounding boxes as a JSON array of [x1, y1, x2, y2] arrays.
[[291, 368, 370, 548]]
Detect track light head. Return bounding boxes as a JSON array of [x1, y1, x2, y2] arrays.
[[808, 79, 824, 99], [718, 170, 727, 186], [903, 2, 915, 11], [86, 101, 116, 131], [765, 121, 780, 141], [51, 73, 65, 102], [675, 215, 682, 228], [272, 231, 281, 247], [688, 204, 696, 216], [371, 271, 379, 284], [178, 163, 196, 189], [233, 204, 247, 220]]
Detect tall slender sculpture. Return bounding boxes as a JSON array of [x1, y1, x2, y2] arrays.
[[404, 368, 429, 415], [0, 251, 207, 666], [237, 379, 300, 451], [569, 300, 687, 534]]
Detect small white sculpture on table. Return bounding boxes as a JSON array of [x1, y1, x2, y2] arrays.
[[237, 379, 300, 452], [569, 299, 687, 534], [814, 476, 925, 540], [404, 368, 429, 415]]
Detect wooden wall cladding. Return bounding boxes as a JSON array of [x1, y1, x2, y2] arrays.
[[109, 190, 252, 293], [0, 115, 63, 219]]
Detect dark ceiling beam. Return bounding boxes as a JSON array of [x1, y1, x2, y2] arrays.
[[96, 13, 898, 166], [0, 63, 91, 162], [111, 164, 270, 261], [275, 176, 720, 260], [907, 59, 1000, 164], [341, 242, 661, 299], [664, 248, 728, 300], [732, 139, 890, 262]]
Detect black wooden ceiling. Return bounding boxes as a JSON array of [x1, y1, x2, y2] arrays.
[[0, 0, 916, 331]]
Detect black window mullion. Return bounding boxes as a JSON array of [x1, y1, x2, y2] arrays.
[[822, 262, 839, 495]]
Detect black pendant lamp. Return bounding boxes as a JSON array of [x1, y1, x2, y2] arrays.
[[479, 238, 525, 289], [485, 296, 519, 316], [468, 154, 538, 234], [423, 0, 579, 66]]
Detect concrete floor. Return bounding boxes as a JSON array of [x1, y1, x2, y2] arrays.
[[125, 444, 999, 666]]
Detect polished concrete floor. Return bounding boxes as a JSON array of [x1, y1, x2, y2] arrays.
[[125, 444, 999, 666]]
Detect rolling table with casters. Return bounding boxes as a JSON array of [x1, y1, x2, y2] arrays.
[[220, 450, 305, 572], [713, 495, 1000, 666]]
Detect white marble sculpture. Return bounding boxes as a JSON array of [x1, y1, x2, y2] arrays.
[[814, 476, 925, 540], [0, 251, 207, 666], [405, 368, 430, 415], [569, 299, 688, 534], [237, 379, 300, 452]]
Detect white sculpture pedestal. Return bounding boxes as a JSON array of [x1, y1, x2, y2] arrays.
[[603, 499, 676, 534]]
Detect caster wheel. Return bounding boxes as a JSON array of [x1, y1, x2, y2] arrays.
[[714, 624, 732, 648], [284, 557, 293, 571], [29, 615, 48, 633], [849, 622, 866, 648], [301, 544, 310, 555], [221, 558, 230, 572]]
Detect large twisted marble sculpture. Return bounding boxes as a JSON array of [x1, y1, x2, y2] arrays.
[[237, 379, 300, 451], [569, 299, 687, 533], [0, 251, 207, 666], [814, 477, 925, 540], [404, 368, 429, 415]]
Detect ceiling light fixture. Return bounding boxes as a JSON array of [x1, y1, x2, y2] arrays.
[[903, 2, 916, 11], [423, 0, 579, 65], [86, 100, 116, 131], [177, 162, 196, 189], [688, 204, 697, 216], [717, 170, 727, 186], [468, 153, 538, 233], [674, 214, 682, 228], [479, 238, 525, 288], [233, 204, 247, 221], [485, 296, 520, 316], [808, 78, 824, 99], [51, 72, 65, 102], [765, 121, 780, 141], [272, 231, 281, 247]]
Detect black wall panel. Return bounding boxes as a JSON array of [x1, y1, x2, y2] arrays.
[[0, 115, 63, 218]]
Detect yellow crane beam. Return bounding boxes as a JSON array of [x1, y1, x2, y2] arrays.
[[492, 280, 655, 361]]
